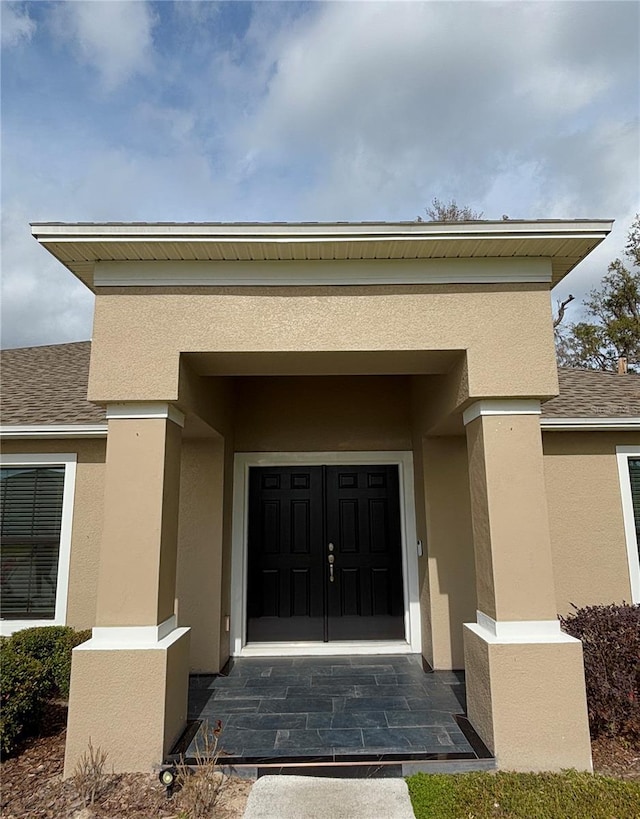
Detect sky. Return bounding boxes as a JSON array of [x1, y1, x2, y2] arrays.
[[1, 0, 639, 349]]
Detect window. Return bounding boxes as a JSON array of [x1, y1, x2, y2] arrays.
[[617, 446, 640, 604], [0, 454, 76, 635]]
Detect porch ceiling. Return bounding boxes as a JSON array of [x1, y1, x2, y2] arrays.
[[182, 350, 461, 376], [31, 220, 613, 291]]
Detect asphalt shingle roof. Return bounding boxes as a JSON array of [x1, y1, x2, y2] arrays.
[[0, 341, 105, 425], [542, 367, 640, 418], [0, 342, 638, 426]]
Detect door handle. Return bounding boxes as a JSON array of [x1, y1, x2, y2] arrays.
[[328, 553, 335, 582]]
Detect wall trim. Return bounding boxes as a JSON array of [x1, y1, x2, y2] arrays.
[[463, 400, 541, 426], [466, 612, 577, 645], [239, 641, 414, 657], [616, 446, 640, 604], [0, 453, 77, 636], [0, 424, 108, 439], [77, 616, 189, 650], [230, 451, 422, 656], [93, 257, 552, 288], [541, 417, 640, 431], [105, 402, 185, 428]]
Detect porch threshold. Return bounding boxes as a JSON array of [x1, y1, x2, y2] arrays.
[[237, 641, 413, 657], [169, 655, 495, 777]]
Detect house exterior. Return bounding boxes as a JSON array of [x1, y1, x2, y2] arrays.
[[1, 220, 639, 775]]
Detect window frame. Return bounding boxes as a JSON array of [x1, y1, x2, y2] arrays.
[[616, 445, 640, 605], [0, 453, 76, 635]]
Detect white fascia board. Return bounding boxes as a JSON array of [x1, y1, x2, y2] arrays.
[[31, 220, 614, 241], [0, 424, 107, 439], [93, 257, 552, 288], [541, 417, 640, 431]]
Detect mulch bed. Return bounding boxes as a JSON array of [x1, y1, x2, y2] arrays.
[[591, 735, 640, 780], [0, 703, 250, 819]]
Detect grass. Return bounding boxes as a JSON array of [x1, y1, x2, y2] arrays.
[[406, 770, 640, 819]]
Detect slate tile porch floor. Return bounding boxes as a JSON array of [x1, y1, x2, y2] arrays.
[[181, 655, 480, 762]]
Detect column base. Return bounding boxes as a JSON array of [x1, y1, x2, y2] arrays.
[[463, 622, 592, 772], [64, 626, 190, 776]]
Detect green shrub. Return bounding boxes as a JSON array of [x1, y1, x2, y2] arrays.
[[560, 602, 640, 741], [0, 642, 49, 757], [9, 625, 91, 698]]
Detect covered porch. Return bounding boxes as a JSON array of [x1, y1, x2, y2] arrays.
[[175, 655, 493, 776]]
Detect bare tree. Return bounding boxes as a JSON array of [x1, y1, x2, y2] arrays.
[[417, 198, 484, 222]]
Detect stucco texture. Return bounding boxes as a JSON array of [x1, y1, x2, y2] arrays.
[[464, 626, 592, 772], [543, 430, 640, 612], [176, 438, 226, 671], [64, 630, 190, 776], [234, 375, 412, 452], [96, 417, 182, 627], [466, 414, 557, 622], [421, 436, 476, 669], [88, 283, 558, 405]]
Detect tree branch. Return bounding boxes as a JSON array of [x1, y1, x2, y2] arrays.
[[553, 294, 575, 328]]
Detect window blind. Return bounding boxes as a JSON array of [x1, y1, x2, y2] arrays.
[[0, 467, 64, 619], [629, 459, 640, 553]]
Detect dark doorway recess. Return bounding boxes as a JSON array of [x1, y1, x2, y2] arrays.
[[247, 465, 405, 643]]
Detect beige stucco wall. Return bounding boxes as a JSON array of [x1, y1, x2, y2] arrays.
[[0, 438, 106, 631], [464, 626, 592, 771], [64, 630, 190, 776], [543, 430, 639, 613], [234, 375, 412, 452], [466, 414, 558, 622], [176, 437, 226, 672], [88, 282, 558, 407], [96, 417, 182, 627], [421, 436, 476, 669]]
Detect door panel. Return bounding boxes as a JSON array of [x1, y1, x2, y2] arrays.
[[247, 467, 325, 642], [325, 466, 405, 640], [246, 464, 405, 643]]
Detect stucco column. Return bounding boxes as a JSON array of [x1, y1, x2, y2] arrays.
[[462, 400, 592, 772], [65, 403, 190, 776]]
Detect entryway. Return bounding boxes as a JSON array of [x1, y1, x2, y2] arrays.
[[247, 465, 404, 643], [230, 452, 423, 656], [175, 655, 494, 775]]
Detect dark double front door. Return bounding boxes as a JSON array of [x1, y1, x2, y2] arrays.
[[247, 465, 405, 643]]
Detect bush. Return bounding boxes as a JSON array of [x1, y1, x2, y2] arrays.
[[0, 642, 49, 757], [560, 602, 640, 741], [9, 625, 91, 698]]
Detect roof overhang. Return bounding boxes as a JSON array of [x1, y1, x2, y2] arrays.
[[31, 220, 613, 292]]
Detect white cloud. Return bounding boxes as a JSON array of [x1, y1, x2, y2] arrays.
[[1, 2, 36, 48], [0, 204, 94, 349], [51, 0, 157, 90]]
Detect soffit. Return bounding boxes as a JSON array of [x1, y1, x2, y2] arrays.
[[31, 220, 613, 292]]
